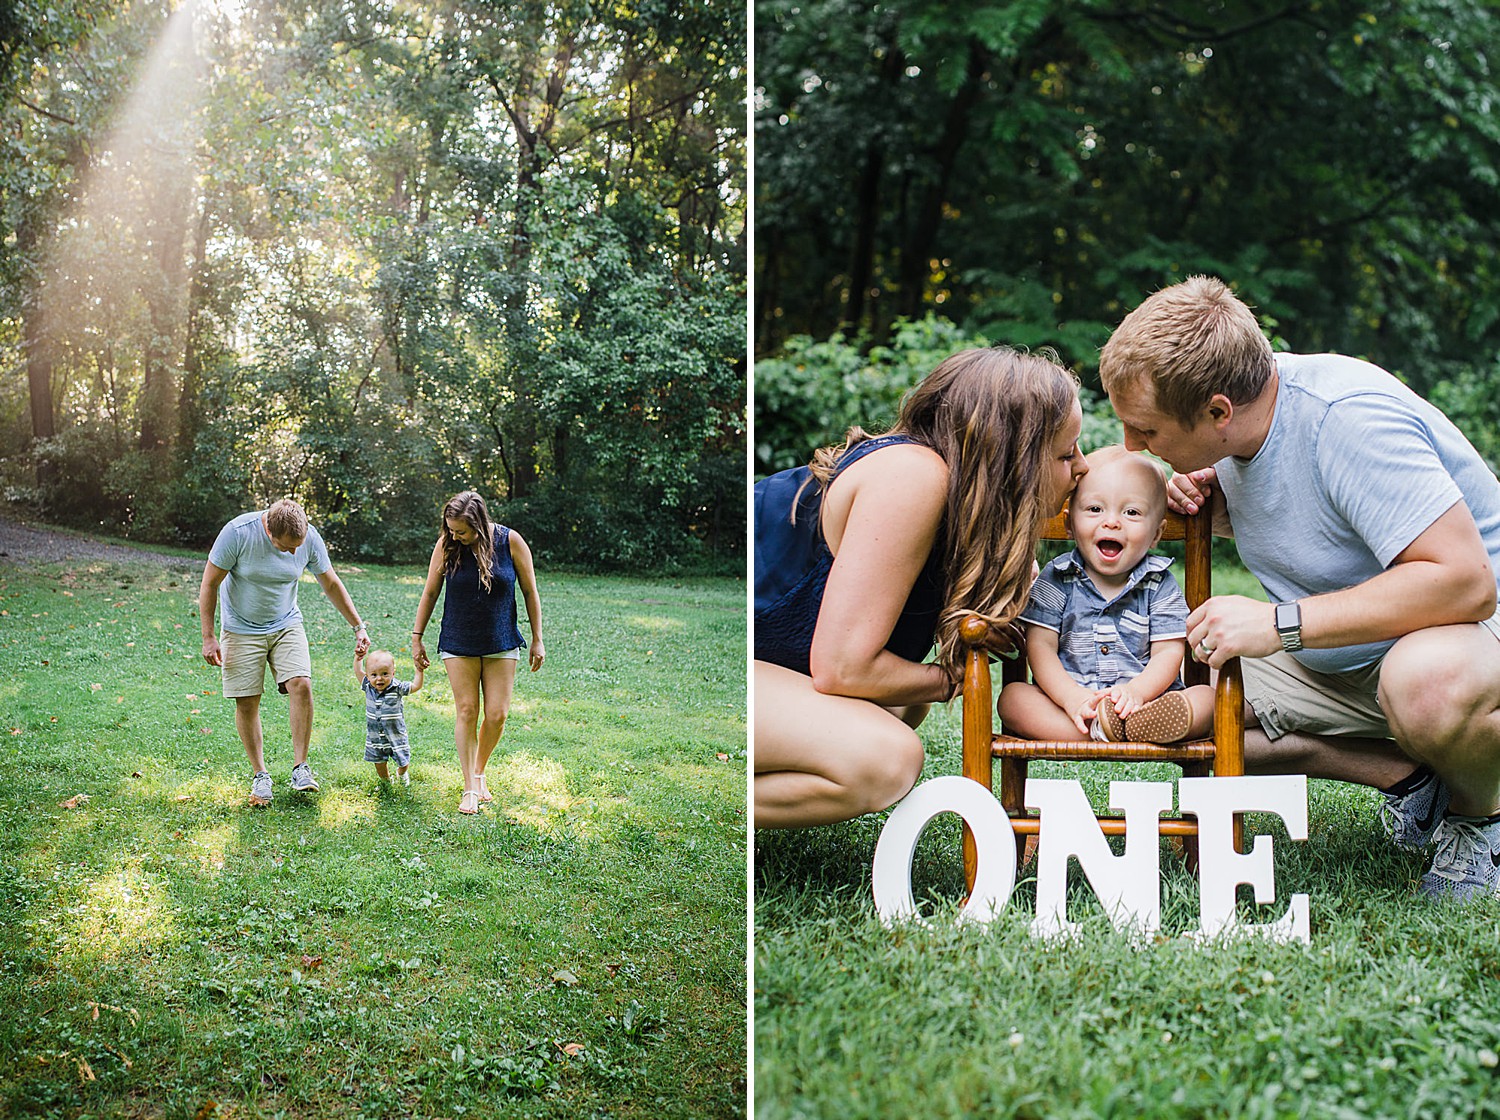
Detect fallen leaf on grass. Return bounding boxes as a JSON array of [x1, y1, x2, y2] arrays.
[[301, 955, 323, 970], [77, 1055, 95, 1082], [604, 963, 621, 977], [560, 1042, 585, 1057], [716, 753, 729, 762], [91, 684, 102, 692], [552, 968, 580, 987], [175, 795, 193, 803], [86, 1000, 137, 1024], [192, 1101, 220, 1120], [60, 794, 90, 809]]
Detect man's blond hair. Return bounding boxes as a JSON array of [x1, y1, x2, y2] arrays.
[[1099, 275, 1274, 424], [266, 498, 308, 541]]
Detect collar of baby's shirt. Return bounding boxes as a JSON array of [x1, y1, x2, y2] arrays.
[[1052, 549, 1174, 594]]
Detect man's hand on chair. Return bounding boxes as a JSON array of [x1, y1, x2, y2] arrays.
[[1187, 596, 1280, 668]]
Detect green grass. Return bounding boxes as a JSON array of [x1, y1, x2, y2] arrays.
[[0, 553, 747, 1119], [755, 564, 1500, 1120]]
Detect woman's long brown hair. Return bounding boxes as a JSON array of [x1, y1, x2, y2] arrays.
[[807, 347, 1079, 679], [441, 491, 497, 593]]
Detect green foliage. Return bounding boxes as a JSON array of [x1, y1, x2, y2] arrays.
[[756, 0, 1500, 412], [0, 0, 746, 574], [754, 314, 1119, 475], [0, 552, 746, 1118]]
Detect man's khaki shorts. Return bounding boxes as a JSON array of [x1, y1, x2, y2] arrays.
[[221, 626, 312, 699], [1242, 610, 1500, 741]]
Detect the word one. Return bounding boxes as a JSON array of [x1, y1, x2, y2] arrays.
[[872, 775, 1310, 943]]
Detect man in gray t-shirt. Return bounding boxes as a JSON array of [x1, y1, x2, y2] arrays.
[[1101, 275, 1500, 904], [199, 498, 370, 806]]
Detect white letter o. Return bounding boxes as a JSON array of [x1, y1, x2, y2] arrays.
[[872, 776, 1017, 926]]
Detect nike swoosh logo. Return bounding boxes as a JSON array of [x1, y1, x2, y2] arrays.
[[1491, 847, 1500, 869], [1415, 806, 1440, 834]]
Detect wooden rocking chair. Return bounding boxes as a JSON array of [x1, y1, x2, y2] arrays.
[[958, 506, 1245, 892]]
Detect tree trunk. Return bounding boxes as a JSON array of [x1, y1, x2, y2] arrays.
[[495, 35, 575, 500], [17, 213, 56, 485], [896, 42, 988, 321], [845, 42, 906, 332], [177, 203, 212, 450], [138, 190, 190, 450]]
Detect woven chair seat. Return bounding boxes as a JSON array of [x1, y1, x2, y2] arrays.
[[992, 735, 1216, 763]]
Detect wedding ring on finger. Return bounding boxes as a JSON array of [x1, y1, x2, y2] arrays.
[[1197, 641, 1214, 659]]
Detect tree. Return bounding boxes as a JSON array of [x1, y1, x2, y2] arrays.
[[0, 0, 746, 571]]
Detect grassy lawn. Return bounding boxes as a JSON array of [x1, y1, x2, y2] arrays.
[[0, 549, 746, 1119], [755, 562, 1500, 1119]]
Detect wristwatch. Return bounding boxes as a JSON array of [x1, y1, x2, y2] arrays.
[[1275, 601, 1303, 653]]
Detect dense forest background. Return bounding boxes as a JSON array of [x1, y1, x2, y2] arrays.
[[754, 0, 1500, 475], [2, 0, 746, 571]]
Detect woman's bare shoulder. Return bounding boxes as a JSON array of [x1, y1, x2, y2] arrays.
[[835, 440, 947, 497]]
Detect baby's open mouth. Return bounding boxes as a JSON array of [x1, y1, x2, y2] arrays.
[[1097, 539, 1124, 560]]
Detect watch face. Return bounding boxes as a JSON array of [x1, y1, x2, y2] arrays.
[[1276, 602, 1299, 631]]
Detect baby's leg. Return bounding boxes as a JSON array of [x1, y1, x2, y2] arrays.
[[1183, 683, 1216, 740], [997, 681, 1090, 741], [374, 760, 390, 781]]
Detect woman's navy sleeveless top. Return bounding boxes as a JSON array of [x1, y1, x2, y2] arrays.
[[439, 524, 527, 656], [754, 435, 945, 675]]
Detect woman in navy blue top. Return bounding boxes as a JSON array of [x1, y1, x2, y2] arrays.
[[755, 347, 1088, 828], [412, 491, 545, 814]]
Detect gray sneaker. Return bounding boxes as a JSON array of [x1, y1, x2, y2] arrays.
[[249, 770, 273, 806], [1379, 770, 1450, 850], [1418, 814, 1500, 903], [290, 763, 320, 793]]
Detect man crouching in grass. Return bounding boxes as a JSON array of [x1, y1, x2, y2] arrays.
[[199, 498, 370, 806]]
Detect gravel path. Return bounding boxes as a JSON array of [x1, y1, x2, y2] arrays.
[[0, 510, 200, 572]]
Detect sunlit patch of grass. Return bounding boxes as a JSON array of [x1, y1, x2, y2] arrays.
[[491, 751, 578, 830], [58, 859, 174, 963], [316, 787, 380, 830], [627, 614, 687, 632], [185, 821, 238, 874]]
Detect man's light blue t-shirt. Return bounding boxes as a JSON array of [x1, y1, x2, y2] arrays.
[[208, 511, 332, 635], [1216, 353, 1500, 674]]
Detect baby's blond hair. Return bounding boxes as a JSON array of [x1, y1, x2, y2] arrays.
[[365, 649, 396, 671], [1070, 445, 1169, 524]]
